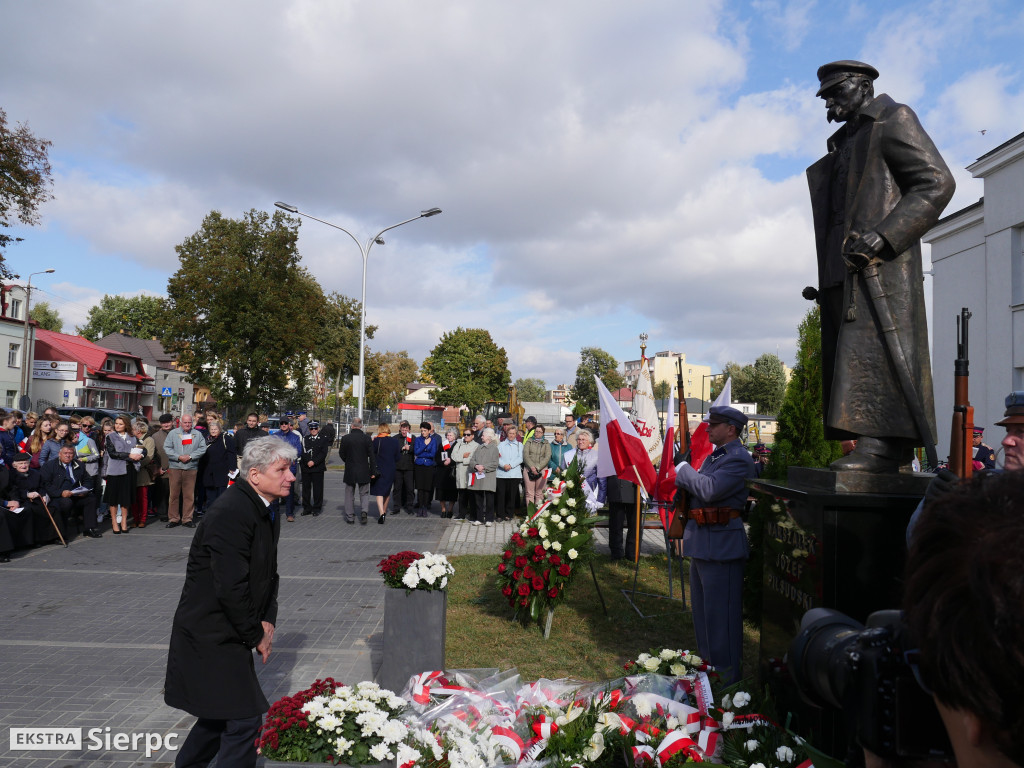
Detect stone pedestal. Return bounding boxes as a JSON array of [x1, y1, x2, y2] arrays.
[[375, 588, 447, 695], [750, 470, 929, 757]]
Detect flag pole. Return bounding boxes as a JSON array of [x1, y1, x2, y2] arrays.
[[631, 464, 645, 562]]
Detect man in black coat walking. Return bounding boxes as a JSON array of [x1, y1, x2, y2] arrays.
[[164, 436, 296, 768], [339, 417, 376, 525], [300, 421, 331, 516]]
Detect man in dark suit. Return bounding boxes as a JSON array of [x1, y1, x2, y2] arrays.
[[806, 60, 955, 473], [299, 421, 330, 516], [392, 420, 416, 514], [674, 405, 756, 685], [164, 436, 295, 768], [339, 417, 376, 525], [42, 444, 102, 539]]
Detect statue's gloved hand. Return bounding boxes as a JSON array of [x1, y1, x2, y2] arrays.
[[843, 230, 885, 271]]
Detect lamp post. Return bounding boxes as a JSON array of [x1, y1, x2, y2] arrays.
[[274, 202, 442, 421], [19, 268, 55, 410]]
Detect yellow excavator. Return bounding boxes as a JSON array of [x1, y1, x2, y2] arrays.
[[462, 384, 525, 430]]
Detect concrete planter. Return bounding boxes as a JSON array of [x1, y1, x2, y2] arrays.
[[376, 587, 447, 694]]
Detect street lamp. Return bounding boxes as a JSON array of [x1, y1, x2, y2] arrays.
[[274, 202, 442, 421], [19, 268, 56, 410]]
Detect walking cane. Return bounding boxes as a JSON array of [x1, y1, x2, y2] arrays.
[[41, 496, 68, 548]]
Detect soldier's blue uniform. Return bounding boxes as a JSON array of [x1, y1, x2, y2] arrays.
[[974, 428, 996, 470], [675, 406, 755, 685]]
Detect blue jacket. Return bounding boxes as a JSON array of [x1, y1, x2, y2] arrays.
[[497, 439, 524, 479], [676, 438, 755, 562], [549, 442, 573, 471], [414, 435, 440, 467], [275, 429, 302, 472]]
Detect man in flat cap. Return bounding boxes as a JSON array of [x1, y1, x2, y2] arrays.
[[805, 61, 955, 472], [996, 393, 1024, 473], [674, 405, 755, 685]]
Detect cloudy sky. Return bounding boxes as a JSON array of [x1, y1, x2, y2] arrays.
[[3, 0, 1023, 390]]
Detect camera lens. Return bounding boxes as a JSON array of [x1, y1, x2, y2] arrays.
[[788, 608, 864, 708]]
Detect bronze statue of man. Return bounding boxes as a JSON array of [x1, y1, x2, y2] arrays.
[[806, 61, 955, 473]]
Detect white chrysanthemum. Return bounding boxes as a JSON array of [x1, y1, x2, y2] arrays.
[[440, 576, 448, 589], [402, 570, 419, 589], [667, 715, 679, 730], [634, 696, 653, 717], [334, 735, 354, 755], [721, 694, 733, 709], [637, 652, 652, 663], [745, 740, 760, 752], [380, 719, 407, 743], [566, 515, 577, 524], [776, 745, 796, 763], [567, 549, 578, 560], [733, 691, 751, 708], [722, 711, 735, 727], [396, 743, 422, 766]]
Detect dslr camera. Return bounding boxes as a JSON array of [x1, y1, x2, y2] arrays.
[[788, 607, 953, 762]]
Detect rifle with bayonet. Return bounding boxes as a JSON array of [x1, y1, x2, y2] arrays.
[[948, 308, 974, 478]]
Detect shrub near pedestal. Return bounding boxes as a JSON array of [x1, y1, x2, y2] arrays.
[[376, 551, 455, 695]]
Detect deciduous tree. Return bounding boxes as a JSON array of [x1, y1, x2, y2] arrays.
[[569, 347, 623, 410], [29, 300, 62, 332], [0, 108, 53, 279], [365, 350, 419, 410], [316, 292, 376, 384], [513, 377, 546, 402], [163, 208, 325, 413], [422, 328, 510, 414], [77, 294, 165, 341]]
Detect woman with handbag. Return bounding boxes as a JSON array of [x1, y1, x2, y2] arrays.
[[104, 415, 144, 535], [371, 423, 401, 524], [434, 427, 460, 518], [522, 423, 551, 509]]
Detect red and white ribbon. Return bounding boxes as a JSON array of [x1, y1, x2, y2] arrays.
[[657, 730, 703, 764], [630, 745, 656, 765], [410, 670, 447, 704], [531, 715, 558, 739], [490, 726, 524, 762]]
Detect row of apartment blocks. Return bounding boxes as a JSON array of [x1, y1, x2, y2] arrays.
[[0, 285, 194, 417]]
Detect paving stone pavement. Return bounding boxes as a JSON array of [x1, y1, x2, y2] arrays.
[[0, 466, 672, 767]]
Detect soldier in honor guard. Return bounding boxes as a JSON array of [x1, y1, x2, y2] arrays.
[[973, 427, 996, 470], [674, 405, 756, 685]]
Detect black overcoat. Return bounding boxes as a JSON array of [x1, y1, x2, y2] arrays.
[[201, 433, 238, 489], [164, 479, 280, 720], [339, 428, 376, 485]]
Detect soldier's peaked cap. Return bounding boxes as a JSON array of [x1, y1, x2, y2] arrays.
[[816, 60, 879, 97]]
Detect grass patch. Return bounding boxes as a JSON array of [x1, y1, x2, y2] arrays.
[[446, 553, 760, 681]]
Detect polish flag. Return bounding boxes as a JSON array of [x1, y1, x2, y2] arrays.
[[690, 378, 732, 470], [595, 376, 656, 495], [655, 385, 677, 508]]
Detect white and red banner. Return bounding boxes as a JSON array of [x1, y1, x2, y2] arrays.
[[595, 376, 656, 495], [690, 377, 732, 470], [631, 355, 663, 465], [655, 385, 678, 529]]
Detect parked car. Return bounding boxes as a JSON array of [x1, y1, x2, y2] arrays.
[[261, 417, 282, 435], [56, 406, 144, 424]]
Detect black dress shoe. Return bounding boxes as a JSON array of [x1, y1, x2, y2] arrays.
[[183, 521, 196, 528], [377, 516, 386, 525], [312, 510, 321, 517], [360, 514, 368, 525], [300, 510, 312, 516], [0, 553, 11, 563], [345, 518, 354, 524], [83, 529, 102, 539], [166, 522, 181, 528]]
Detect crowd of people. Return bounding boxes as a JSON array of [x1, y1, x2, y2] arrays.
[[0, 406, 338, 562], [348, 412, 603, 528]]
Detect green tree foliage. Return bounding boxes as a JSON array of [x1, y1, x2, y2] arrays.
[[316, 292, 376, 383], [745, 353, 787, 415], [569, 347, 624, 410], [77, 294, 165, 341], [514, 377, 547, 402], [29, 300, 62, 332], [365, 350, 419, 410], [163, 208, 326, 413], [422, 328, 510, 414], [765, 307, 843, 478], [710, 363, 744, 401], [653, 380, 671, 400], [0, 108, 53, 279]]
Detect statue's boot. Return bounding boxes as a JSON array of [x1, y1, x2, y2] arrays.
[[829, 436, 911, 474]]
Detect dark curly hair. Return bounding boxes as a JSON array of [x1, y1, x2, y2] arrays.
[[904, 471, 1024, 765]]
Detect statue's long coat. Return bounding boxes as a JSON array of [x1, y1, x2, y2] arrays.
[[807, 94, 954, 442]]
